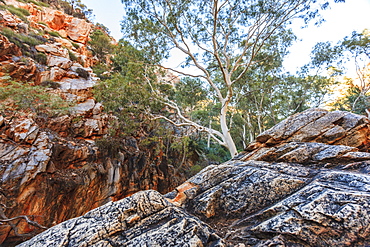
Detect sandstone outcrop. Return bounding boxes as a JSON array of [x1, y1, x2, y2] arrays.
[[0, 111, 192, 246], [4, 0, 92, 44], [20, 109, 370, 246], [1, 0, 97, 86]]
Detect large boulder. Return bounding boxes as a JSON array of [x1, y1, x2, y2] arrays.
[[17, 190, 224, 247]]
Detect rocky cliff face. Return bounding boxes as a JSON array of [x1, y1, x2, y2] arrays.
[[0, 1, 193, 245], [20, 109, 370, 246]]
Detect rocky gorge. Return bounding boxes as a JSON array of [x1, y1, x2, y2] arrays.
[[17, 108, 370, 246], [1, 0, 370, 246]]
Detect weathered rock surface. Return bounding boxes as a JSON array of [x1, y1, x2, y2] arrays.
[[20, 109, 370, 246], [4, 0, 93, 44], [0, 113, 191, 246], [18, 190, 224, 247], [1, 0, 98, 91]]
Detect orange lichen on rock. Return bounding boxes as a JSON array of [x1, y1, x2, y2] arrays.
[[166, 181, 198, 207]]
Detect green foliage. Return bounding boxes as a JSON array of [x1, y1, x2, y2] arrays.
[[67, 49, 78, 62], [92, 62, 111, 80], [1, 28, 42, 47], [76, 68, 89, 79], [0, 28, 47, 64], [173, 77, 207, 112], [120, 0, 344, 157], [0, 80, 71, 116], [0, 5, 30, 22], [95, 23, 111, 35], [40, 80, 61, 89], [71, 41, 80, 49], [24, 0, 50, 7], [94, 72, 160, 136], [59, 0, 73, 15], [35, 52, 47, 64], [53, 0, 93, 20], [330, 83, 370, 115], [95, 137, 123, 159], [38, 21, 48, 27], [47, 30, 61, 37], [4, 4, 29, 15], [311, 29, 370, 115], [88, 28, 114, 61]]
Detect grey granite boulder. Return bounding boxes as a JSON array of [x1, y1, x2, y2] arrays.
[[18, 190, 225, 247]]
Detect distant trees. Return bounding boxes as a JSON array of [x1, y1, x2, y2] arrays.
[[311, 29, 370, 115], [120, 0, 344, 157]]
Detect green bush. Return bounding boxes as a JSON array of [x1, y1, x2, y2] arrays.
[[71, 42, 80, 49], [92, 62, 111, 80], [38, 21, 48, 27], [68, 49, 78, 62], [76, 68, 89, 79], [1, 28, 44, 47], [35, 52, 47, 64], [26, 0, 49, 7], [1, 5, 30, 22], [88, 29, 114, 61], [0, 80, 71, 117], [95, 137, 123, 159], [48, 30, 61, 37], [40, 80, 60, 89]]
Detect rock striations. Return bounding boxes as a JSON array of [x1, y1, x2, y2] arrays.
[[19, 109, 370, 246]]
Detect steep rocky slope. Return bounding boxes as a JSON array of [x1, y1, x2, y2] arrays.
[[0, 1, 195, 245], [20, 108, 370, 246]]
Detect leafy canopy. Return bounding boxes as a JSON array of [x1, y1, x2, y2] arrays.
[[120, 0, 345, 157]]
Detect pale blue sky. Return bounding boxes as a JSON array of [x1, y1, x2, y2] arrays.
[[81, 0, 370, 73]]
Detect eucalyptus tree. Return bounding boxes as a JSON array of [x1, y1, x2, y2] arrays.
[[121, 0, 345, 157]]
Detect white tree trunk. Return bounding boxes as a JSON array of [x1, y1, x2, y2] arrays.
[[220, 101, 238, 158]]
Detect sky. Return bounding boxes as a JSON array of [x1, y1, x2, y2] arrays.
[[80, 0, 370, 73]]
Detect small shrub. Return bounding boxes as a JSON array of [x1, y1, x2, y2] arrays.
[[48, 30, 61, 37], [35, 52, 47, 64], [1, 28, 44, 47], [19, 57, 30, 65], [188, 165, 204, 176], [29, 33, 48, 43], [95, 137, 123, 159], [0, 80, 71, 117], [2, 5, 30, 22], [41, 80, 60, 89], [26, 0, 49, 7], [76, 68, 89, 79], [71, 42, 80, 49], [14, 6, 30, 16], [38, 21, 48, 27], [67, 49, 78, 62]]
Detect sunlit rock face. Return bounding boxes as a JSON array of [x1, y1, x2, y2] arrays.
[[21, 109, 370, 247], [4, 0, 92, 44], [1, 0, 97, 86]]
